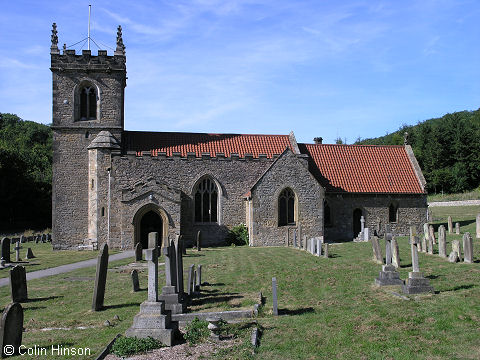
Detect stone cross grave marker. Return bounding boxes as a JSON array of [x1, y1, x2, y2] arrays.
[[159, 240, 185, 314], [10, 265, 28, 302], [135, 243, 143, 262], [272, 277, 278, 316], [371, 236, 383, 264], [196, 231, 202, 251], [1, 238, 11, 263], [438, 225, 447, 258], [187, 264, 195, 296], [162, 240, 177, 289], [391, 237, 400, 268], [146, 248, 158, 302], [455, 222, 460, 235], [92, 243, 109, 311], [476, 213, 480, 239], [131, 269, 140, 292], [15, 239, 21, 262], [447, 216, 453, 234], [463, 232, 473, 264], [0, 302, 23, 358]]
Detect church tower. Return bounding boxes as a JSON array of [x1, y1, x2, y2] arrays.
[[50, 23, 126, 248]]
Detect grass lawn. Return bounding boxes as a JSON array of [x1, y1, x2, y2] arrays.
[[0, 207, 479, 359], [0, 242, 117, 275], [428, 189, 480, 202]]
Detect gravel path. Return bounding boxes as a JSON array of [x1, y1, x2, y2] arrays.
[[428, 200, 480, 207]]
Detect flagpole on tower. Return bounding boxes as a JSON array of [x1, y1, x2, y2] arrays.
[[88, 4, 91, 50]]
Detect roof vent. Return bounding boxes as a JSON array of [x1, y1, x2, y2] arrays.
[[313, 137, 323, 144]]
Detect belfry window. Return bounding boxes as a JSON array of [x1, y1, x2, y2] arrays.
[[194, 177, 218, 223], [278, 188, 295, 226], [389, 203, 398, 223], [80, 86, 97, 120]]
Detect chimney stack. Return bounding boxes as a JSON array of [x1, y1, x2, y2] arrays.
[[313, 137, 323, 144]]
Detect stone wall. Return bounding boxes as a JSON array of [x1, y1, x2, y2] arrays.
[[250, 151, 325, 246], [324, 193, 428, 241]]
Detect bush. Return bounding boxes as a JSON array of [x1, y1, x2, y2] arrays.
[[184, 317, 210, 345], [111, 336, 163, 357], [226, 224, 248, 246]]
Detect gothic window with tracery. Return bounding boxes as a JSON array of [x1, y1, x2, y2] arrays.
[[278, 188, 295, 226], [79, 85, 97, 120], [194, 177, 218, 223]]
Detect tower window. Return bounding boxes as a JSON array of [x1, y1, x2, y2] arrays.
[[79, 85, 97, 120], [194, 177, 218, 223], [278, 188, 295, 226]]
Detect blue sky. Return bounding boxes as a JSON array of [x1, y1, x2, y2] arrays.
[[1, 0, 480, 144]]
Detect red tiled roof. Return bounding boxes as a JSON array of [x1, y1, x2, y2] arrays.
[[123, 131, 292, 159], [299, 143, 425, 194]]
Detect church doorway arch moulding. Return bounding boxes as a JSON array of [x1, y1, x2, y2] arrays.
[[132, 204, 169, 249]]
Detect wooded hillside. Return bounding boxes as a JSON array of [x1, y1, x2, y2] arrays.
[[0, 113, 52, 230], [355, 109, 480, 194]]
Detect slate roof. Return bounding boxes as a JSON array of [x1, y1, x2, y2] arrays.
[[299, 143, 425, 194], [123, 131, 293, 159]]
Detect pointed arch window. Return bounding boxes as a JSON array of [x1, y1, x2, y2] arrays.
[[389, 203, 398, 223], [194, 177, 218, 223], [278, 188, 295, 226], [80, 85, 97, 120]]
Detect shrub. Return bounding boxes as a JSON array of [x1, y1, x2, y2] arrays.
[[111, 336, 162, 357], [226, 224, 248, 246], [184, 317, 210, 345]]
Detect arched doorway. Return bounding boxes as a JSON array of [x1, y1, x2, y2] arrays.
[[139, 210, 163, 249], [353, 208, 362, 238]]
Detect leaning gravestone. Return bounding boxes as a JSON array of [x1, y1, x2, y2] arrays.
[[187, 264, 195, 296], [447, 216, 453, 234], [438, 225, 447, 258], [131, 270, 140, 292], [1, 238, 11, 263], [371, 236, 383, 264], [455, 222, 460, 235], [402, 226, 434, 294], [196, 231, 202, 251], [391, 237, 400, 268], [476, 213, 480, 239], [0, 302, 23, 358], [463, 232, 473, 264], [92, 244, 109, 311], [10, 265, 28, 302], [135, 243, 143, 262]]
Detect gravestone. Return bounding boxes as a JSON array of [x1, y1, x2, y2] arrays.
[[148, 232, 159, 250], [196, 265, 202, 291], [0, 302, 23, 358], [451, 240, 462, 261], [35, 236, 39, 244], [402, 226, 434, 294], [476, 213, 480, 239], [1, 238, 11, 263], [131, 269, 140, 292], [438, 225, 447, 258], [455, 222, 460, 235], [323, 243, 329, 258], [196, 231, 202, 251], [41, 234, 46, 243], [316, 238, 321, 256], [187, 264, 195, 296], [175, 236, 185, 297], [92, 243, 109, 311], [429, 225, 436, 245], [135, 243, 143, 262], [272, 277, 278, 316], [15, 239, 21, 262], [371, 236, 383, 264], [422, 223, 428, 253], [159, 240, 185, 314], [364, 228, 369, 242], [448, 250, 459, 263], [463, 232, 473, 264], [20, 235, 25, 244], [25, 248, 35, 259], [427, 230, 434, 255], [10, 265, 28, 302], [125, 245, 174, 346], [447, 216, 453, 234], [391, 237, 400, 268], [375, 228, 403, 286], [303, 235, 307, 250], [360, 216, 365, 235]]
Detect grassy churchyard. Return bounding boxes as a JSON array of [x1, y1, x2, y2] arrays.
[[0, 206, 479, 359]]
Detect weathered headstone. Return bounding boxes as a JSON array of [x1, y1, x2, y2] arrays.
[[15, 239, 21, 262], [451, 240, 462, 261], [159, 240, 185, 314], [448, 251, 459, 263], [272, 277, 278, 316], [371, 236, 383, 264], [20, 235, 25, 244], [402, 226, 434, 294], [175, 236, 185, 296], [196, 231, 202, 251], [391, 237, 400, 268], [131, 269, 140, 292], [429, 225, 436, 245], [438, 225, 447, 258], [364, 227, 369, 242], [463, 232, 473, 264], [135, 243, 143, 262], [447, 216, 453, 234], [0, 302, 23, 358], [187, 264, 195, 296], [10, 265, 28, 302], [422, 223, 428, 253], [455, 222, 460, 235], [476, 213, 480, 239], [360, 216, 365, 235], [35, 236, 39, 244], [41, 234, 46, 243], [25, 248, 35, 259], [316, 238, 321, 256], [92, 243, 109, 311], [196, 264, 202, 291], [375, 229, 403, 286], [427, 230, 434, 255], [323, 243, 329, 258], [1, 238, 11, 263], [148, 232, 159, 250]]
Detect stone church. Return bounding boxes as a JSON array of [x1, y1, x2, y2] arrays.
[[49, 24, 428, 250]]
